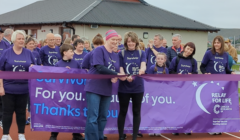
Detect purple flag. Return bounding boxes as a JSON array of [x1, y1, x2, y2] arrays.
[[30, 66, 240, 133]]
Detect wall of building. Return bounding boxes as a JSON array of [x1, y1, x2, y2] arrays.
[[37, 25, 61, 40], [74, 25, 208, 61]]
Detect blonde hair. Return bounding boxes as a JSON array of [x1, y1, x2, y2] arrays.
[[154, 52, 167, 74], [139, 42, 145, 51], [84, 40, 92, 51], [64, 38, 72, 45], [41, 39, 47, 46], [11, 30, 26, 43]]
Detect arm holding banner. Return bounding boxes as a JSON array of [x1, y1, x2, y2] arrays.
[[0, 79, 4, 96], [139, 62, 146, 75]]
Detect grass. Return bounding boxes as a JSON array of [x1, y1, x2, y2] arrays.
[[232, 65, 239, 71], [238, 88, 240, 104]]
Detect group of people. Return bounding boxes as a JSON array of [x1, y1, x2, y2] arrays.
[[0, 27, 237, 140]]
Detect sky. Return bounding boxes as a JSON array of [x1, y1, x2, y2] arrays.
[[0, 0, 239, 29]]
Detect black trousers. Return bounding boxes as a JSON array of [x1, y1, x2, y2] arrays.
[[2, 93, 28, 134], [117, 92, 144, 140], [51, 132, 81, 137]]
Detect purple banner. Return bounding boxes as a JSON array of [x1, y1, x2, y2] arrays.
[[30, 66, 240, 133]]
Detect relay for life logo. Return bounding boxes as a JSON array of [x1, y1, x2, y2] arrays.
[[194, 81, 232, 115]]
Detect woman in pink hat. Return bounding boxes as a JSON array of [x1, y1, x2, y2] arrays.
[[84, 30, 126, 140]]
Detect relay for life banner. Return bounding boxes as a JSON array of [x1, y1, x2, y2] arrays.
[[29, 66, 240, 133]]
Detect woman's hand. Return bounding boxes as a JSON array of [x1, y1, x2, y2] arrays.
[[111, 77, 118, 83], [30, 64, 34, 67], [205, 73, 211, 74], [0, 87, 5, 96], [139, 69, 145, 75], [188, 73, 192, 74], [66, 66, 71, 69], [118, 73, 127, 81], [127, 76, 133, 82], [231, 72, 236, 74]]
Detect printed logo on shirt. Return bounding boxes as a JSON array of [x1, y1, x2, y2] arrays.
[[214, 61, 225, 72], [49, 51, 58, 54], [178, 68, 189, 74], [75, 58, 83, 61], [109, 58, 116, 63], [12, 65, 25, 72], [215, 57, 224, 60], [127, 57, 139, 60], [14, 60, 26, 63], [150, 55, 156, 64], [107, 62, 116, 72], [0, 49, 3, 50], [157, 71, 163, 74], [48, 55, 59, 65], [125, 62, 139, 75], [181, 64, 191, 68]]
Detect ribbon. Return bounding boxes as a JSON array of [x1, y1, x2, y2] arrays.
[[0, 66, 236, 81]]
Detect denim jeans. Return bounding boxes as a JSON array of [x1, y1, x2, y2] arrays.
[[85, 92, 111, 140]]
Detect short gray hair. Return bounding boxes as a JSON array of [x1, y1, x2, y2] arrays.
[[4, 28, 14, 37], [11, 30, 26, 42], [155, 34, 163, 41], [54, 34, 62, 38], [172, 34, 181, 40]]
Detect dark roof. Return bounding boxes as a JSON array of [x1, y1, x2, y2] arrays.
[[0, 0, 219, 32], [0, 0, 100, 25]]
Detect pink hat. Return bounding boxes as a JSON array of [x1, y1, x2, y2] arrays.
[[105, 30, 118, 41]]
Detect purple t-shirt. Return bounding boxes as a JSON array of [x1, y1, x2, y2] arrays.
[[118, 50, 146, 93], [82, 52, 91, 69], [34, 47, 40, 53], [118, 44, 124, 50], [146, 46, 167, 72], [0, 48, 35, 94], [0, 41, 10, 56], [202, 50, 229, 74], [32, 51, 41, 65], [73, 51, 88, 68], [148, 65, 169, 74], [55, 59, 80, 69], [169, 57, 198, 74], [39, 45, 61, 66], [84, 46, 120, 96]]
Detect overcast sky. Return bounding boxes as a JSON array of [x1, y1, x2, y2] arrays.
[[0, 0, 239, 29]]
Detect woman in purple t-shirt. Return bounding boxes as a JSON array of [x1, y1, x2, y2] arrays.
[[0, 30, 36, 140], [200, 36, 235, 75], [82, 34, 104, 70], [169, 42, 198, 75], [200, 36, 235, 135], [117, 32, 146, 140], [84, 30, 126, 140], [25, 36, 42, 66], [73, 39, 87, 68], [169, 42, 197, 136], [25, 36, 42, 126]]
